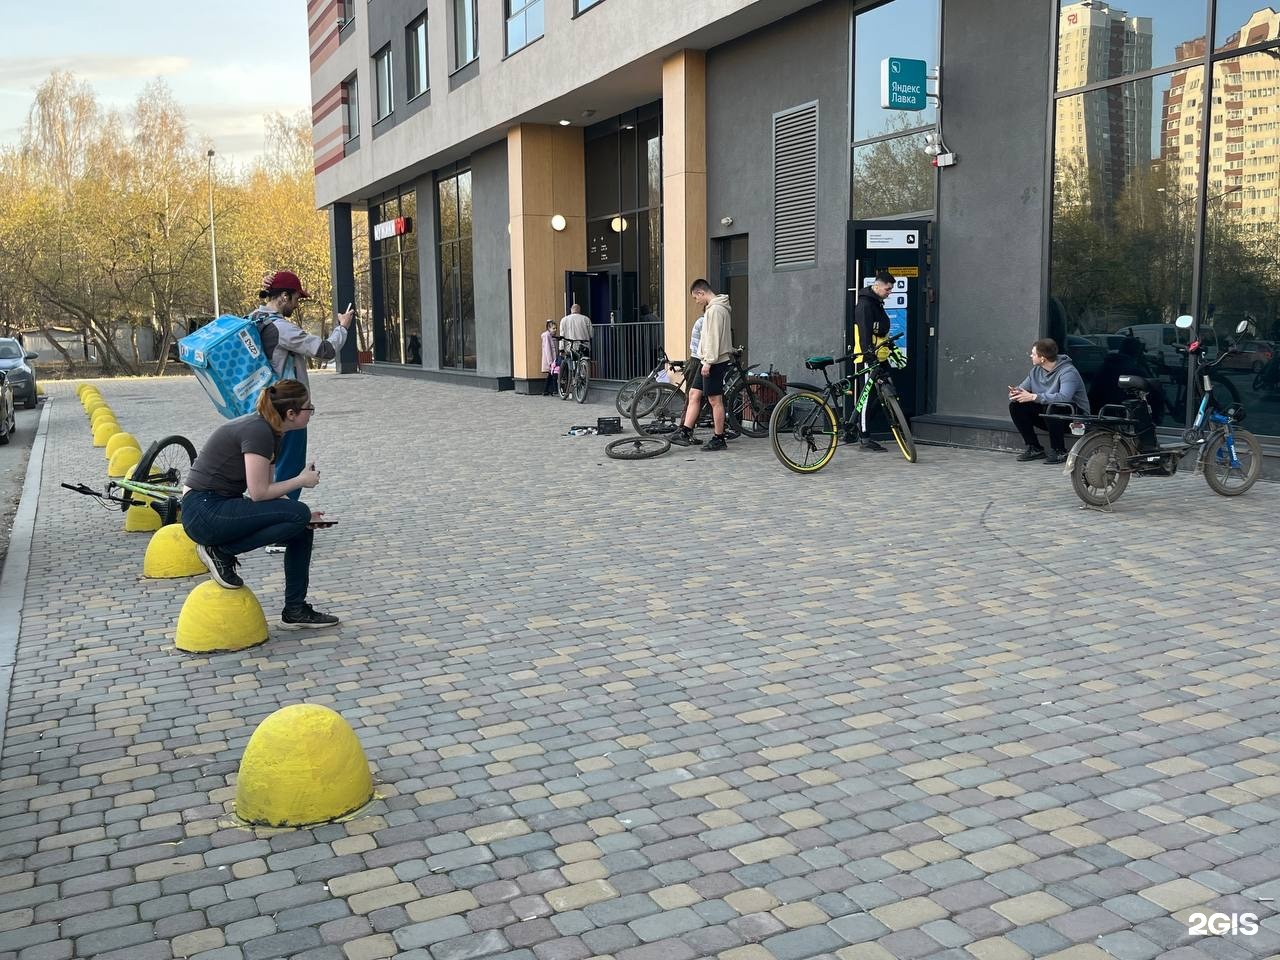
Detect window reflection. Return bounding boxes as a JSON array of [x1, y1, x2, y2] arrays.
[[853, 0, 937, 141], [851, 127, 936, 219], [1056, 0, 1205, 92], [370, 189, 419, 365], [438, 168, 475, 370]]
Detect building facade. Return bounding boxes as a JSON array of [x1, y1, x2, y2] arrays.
[[308, 0, 1280, 450]]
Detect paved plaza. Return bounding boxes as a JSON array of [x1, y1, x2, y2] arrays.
[[1, 372, 1279, 960]]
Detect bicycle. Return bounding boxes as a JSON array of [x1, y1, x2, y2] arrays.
[[63, 434, 198, 524], [1055, 315, 1261, 507], [614, 348, 683, 419], [767, 333, 915, 473], [628, 347, 785, 439], [556, 336, 591, 404]]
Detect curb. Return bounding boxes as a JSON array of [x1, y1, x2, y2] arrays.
[[0, 399, 53, 764]]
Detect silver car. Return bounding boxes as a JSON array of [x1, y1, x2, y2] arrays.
[[0, 338, 38, 408]]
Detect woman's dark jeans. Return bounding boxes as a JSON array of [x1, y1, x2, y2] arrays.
[[182, 491, 313, 608]]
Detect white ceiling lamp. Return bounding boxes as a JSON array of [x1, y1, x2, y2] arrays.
[[551, 215, 567, 231]]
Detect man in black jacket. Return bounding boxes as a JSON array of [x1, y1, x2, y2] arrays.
[[851, 270, 895, 450]]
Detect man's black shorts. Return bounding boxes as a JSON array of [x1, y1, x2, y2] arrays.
[[691, 361, 730, 397]]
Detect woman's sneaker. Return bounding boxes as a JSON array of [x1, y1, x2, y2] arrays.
[[195, 544, 243, 589], [281, 604, 340, 628]]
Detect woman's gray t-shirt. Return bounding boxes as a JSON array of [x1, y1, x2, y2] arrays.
[[185, 415, 279, 497]]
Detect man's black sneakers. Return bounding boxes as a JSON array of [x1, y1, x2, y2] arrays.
[[701, 434, 729, 451], [196, 544, 243, 589], [281, 604, 340, 628], [1044, 449, 1067, 465], [670, 428, 702, 447], [860, 439, 886, 452], [1016, 445, 1046, 462]]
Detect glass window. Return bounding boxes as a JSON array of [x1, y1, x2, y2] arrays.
[[851, 127, 935, 219], [1202, 52, 1280, 437], [438, 168, 475, 370], [1216, 0, 1280, 53], [407, 14, 428, 100], [374, 46, 393, 121], [454, 0, 478, 67], [575, 0, 603, 11], [853, 0, 937, 142], [342, 75, 359, 141], [341, 0, 354, 26], [507, 0, 543, 54], [1050, 71, 1203, 426], [1056, 0, 1207, 92]]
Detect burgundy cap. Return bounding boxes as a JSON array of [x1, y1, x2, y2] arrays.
[[261, 270, 311, 299]]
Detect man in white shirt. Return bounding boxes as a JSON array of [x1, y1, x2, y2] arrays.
[[559, 304, 592, 357]]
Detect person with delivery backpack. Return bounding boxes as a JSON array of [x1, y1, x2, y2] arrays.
[[249, 270, 355, 502]]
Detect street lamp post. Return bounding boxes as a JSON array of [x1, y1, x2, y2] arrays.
[[207, 149, 221, 317]]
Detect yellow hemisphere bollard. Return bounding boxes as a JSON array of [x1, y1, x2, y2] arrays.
[[91, 410, 119, 431], [85, 397, 108, 415], [236, 704, 374, 827], [79, 386, 101, 402], [107, 445, 142, 478], [143, 524, 205, 578], [124, 503, 162, 533], [175, 580, 269, 654], [105, 432, 140, 460], [93, 422, 121, 448]]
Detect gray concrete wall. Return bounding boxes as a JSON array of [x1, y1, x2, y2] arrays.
[[414, 172, 442, 370], [933, 0, 1053, 419], [705, 0, 851, 385], [470, 141, 513, 381]]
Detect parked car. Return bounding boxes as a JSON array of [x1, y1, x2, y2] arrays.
[[0, 371, 15, 445], [1114, 323, 1217, 370], [0, 338, 39, 408], [1220, 338, 1274, 373]]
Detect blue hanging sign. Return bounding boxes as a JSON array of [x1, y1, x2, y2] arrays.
[[881, 57, 928, 111]]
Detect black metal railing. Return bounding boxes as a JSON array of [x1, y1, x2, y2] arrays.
[[591, 321, 665, 382]]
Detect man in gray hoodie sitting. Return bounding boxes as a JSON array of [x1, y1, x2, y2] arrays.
[[1008, 338, 1090, 465]]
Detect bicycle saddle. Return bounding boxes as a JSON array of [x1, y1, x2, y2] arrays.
[[1117, 375, 1148, 391], [805, 356, 835, 371]]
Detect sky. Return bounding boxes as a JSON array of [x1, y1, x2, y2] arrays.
[[0, 1, 312, 170]]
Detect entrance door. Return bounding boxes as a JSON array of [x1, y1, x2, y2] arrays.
[[564, 270, 611, 374], [716, 236, 749, 362], [846, 220, 932, 425]]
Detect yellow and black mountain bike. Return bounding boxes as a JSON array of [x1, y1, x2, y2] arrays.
[[768, 333, 916, 473]]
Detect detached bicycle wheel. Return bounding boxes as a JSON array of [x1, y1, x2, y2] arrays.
[[630, 382, 686, 436], [768, 392, 838, 473], [605, 436, 671, 460], [1202, 428, 1261, 496], [881, 392, 917, 463], [134, 435, 197, 486], [574, 359, 590, 404], [728, 377, 785, 438]]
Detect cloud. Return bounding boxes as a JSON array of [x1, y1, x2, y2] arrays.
[[0, 55, 191, 90]]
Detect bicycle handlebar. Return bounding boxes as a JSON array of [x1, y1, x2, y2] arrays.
[[556, 336, 590, 346]]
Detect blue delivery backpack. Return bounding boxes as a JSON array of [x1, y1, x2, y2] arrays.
[[178, 314, 290, 420]]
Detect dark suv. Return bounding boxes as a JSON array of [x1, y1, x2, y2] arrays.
[[0, 338, 39, 408]]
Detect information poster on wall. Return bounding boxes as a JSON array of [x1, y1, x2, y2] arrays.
[[865, 276, 909, 356]]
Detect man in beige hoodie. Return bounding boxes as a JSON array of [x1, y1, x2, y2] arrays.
[[671, 279, 734, 451]]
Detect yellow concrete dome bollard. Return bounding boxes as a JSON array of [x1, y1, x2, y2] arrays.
[[79, 386, 100, 402], [105, 432, 141, 459], [143, 524, 206, 578], [124, 503, 163, 533], [235, 704, 374, 827], [93, 422, 122, 448], [175, 580, 270, 654], [85, 398, 108, 415], [107, 445, 142, 478], [91, 407, 117, 426]]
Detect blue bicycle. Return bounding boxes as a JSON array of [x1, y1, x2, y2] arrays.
[[1058, 315, 1261, 507]]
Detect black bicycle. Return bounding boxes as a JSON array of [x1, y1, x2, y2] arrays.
[[627, 347, 785, 439], [768, 334, 915, 473]]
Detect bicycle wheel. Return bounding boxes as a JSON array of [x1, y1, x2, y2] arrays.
[[880, 391, 917, 463], [1069, 432, 1132, 507], [558, 362, 573, 400], [134, 435, 197, 486], [574, 359, 590, 404], [768, 391, 838, 474], [616, 376, 654, 418], [1202, 428, 1261, 496], [727, 377, 785, 438], [605, 436, 671, 460], [630, 383, 687, 436]]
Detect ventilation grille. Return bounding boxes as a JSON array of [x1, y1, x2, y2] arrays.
[[773, 103, 819, 269]]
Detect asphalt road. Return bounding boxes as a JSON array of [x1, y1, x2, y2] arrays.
[[0, 397, 41, 571]]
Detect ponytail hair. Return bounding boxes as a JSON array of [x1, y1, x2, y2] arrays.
[[256, 379, 309, 434]]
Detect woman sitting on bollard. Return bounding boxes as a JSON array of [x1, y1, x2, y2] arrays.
[[180, 379, 338, 628]]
